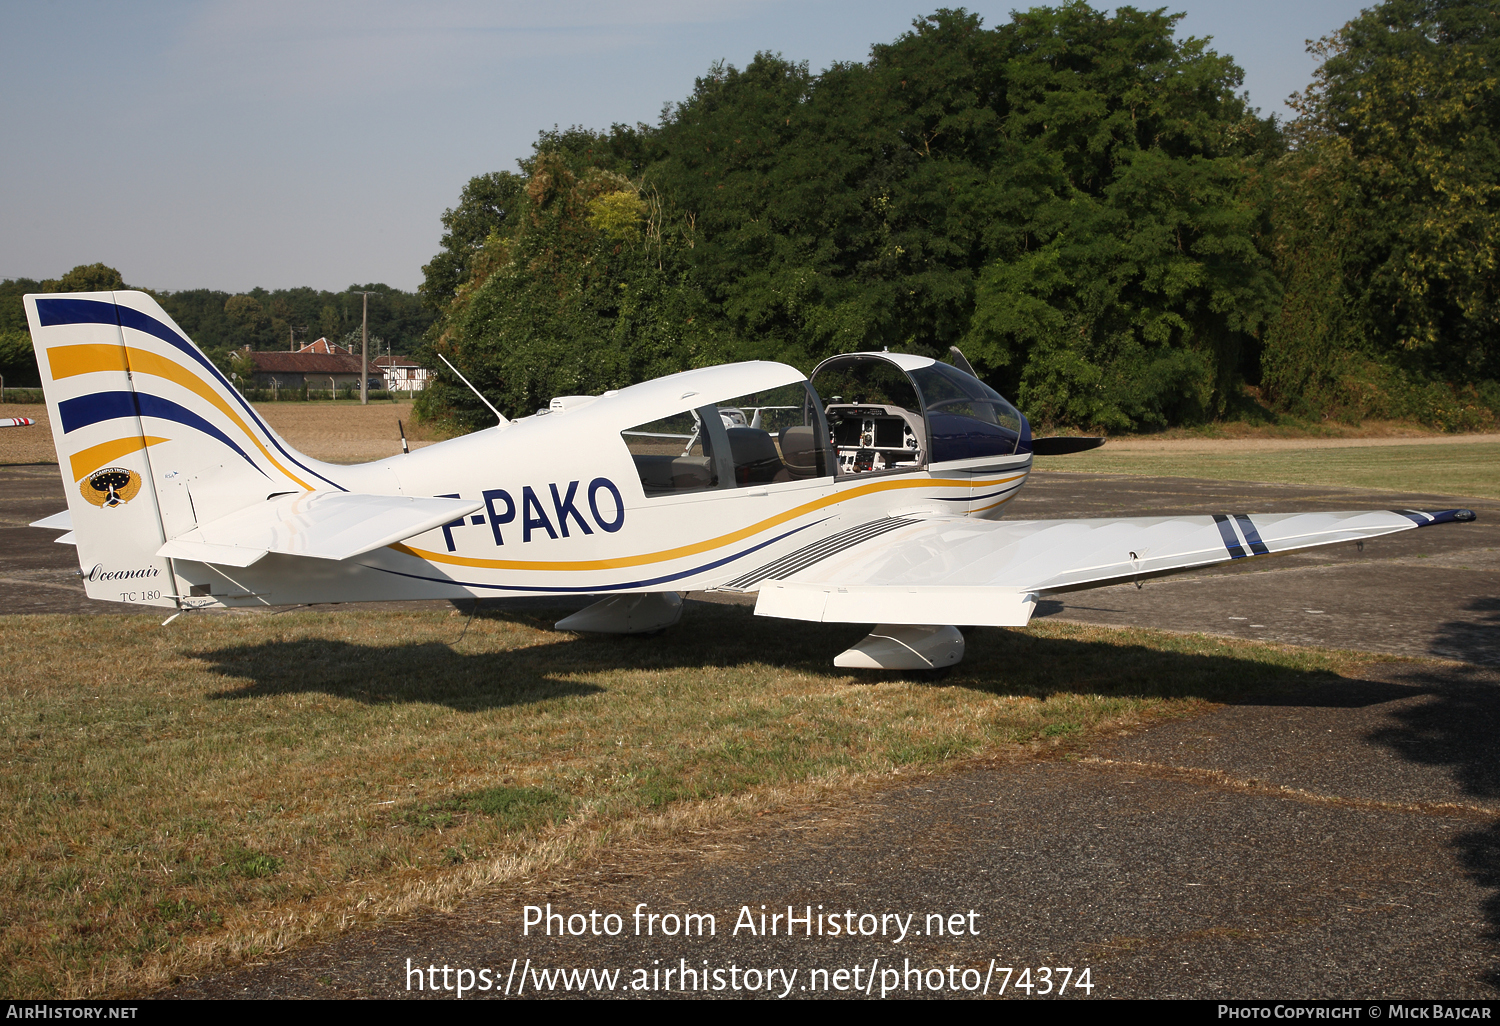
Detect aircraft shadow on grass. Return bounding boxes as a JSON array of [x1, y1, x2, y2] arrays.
[[193, 600, 1422, 712]]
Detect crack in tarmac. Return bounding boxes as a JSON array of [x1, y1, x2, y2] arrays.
[[1080, 757, 1500, 821]]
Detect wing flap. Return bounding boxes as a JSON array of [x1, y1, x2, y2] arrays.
[[753, 509, 1473, 625], [756, 582, 1038, 626], [156, 491, 482, 566]]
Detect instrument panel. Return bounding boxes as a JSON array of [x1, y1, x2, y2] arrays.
[[825, 404, 923, 474]]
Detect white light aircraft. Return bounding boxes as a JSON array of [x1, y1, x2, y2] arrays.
[[24, 291, 1476, 669]]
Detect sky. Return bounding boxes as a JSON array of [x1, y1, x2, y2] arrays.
[[0, 0, 1372, 294]]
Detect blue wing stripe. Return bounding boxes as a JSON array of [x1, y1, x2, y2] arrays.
[[1233, 514, 1271, 556], [1392, 508, 1477, 526], [1211, 514, 1246, 558]]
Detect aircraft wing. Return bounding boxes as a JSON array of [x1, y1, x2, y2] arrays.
[[751, 508, 1475, 627], [156, 491, 482, 567]]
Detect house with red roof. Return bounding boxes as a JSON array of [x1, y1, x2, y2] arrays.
[[238, 338, 428, 392]]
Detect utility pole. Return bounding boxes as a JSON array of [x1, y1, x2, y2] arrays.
[[351, 291, 375, 405]]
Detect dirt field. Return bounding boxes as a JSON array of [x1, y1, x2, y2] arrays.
[[253, 401, 446, 462], [0, 405, 52, 465], [0, 401, 446, 466]]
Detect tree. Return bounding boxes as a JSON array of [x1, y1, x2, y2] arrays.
[[954, 5, 1282, 429], [1263, 0, 1499, 428], [417, 154, 731, 430], [40, 263, 126, 293], [418, 5, 1284, 432], [419, 172, 528, 312], [647, 6, 1282, 428], [0, 331, 38, 388], [0, 278, 41, 335]]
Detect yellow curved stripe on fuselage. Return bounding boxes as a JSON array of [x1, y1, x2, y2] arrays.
[[47, 344, 314, 490], [394, 472, 1027, 572]]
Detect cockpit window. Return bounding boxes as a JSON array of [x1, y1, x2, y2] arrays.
[[715, 382, 833, 487], [621, 409, 718, 497], [809, 358, 921, 412], [622, 382, 832, 497], [811, 355, 928, 476], [909, 362, 1022, 462]]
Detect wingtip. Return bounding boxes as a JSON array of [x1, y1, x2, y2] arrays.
[[1400, 508, 1478, 525]]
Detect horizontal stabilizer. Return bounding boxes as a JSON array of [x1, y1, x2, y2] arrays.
[[30, 510, 72, 530], [755, 508, 1475, 626], [157, 491, 482, 567]]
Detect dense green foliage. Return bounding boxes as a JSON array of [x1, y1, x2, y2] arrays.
[[419, 5, 1287, 430], [417, 156, 735, 431], [0, 268, 432, 388], [418, 172, 529, 312], [418, 1, 1498, 433], [1263, 0, 1499, 429]]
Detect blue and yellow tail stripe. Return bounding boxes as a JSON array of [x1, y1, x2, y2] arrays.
[[36, 297, 341, 490], [393, 472, 1027, 574], [49, 343, 314, 488], [60, 390, 265, 477]]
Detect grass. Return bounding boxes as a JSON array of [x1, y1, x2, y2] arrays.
[[6, 407, 1489, 995], [0, 601, 1392, 997], [1056, 441, 1500, 499]]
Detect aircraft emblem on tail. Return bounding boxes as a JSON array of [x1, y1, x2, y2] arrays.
[[81, 467, 141, 508]]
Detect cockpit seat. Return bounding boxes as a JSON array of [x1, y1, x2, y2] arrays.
[[778, 425, 823, 479], [726, 426, 784, 486], [633, 455, 715, 496]]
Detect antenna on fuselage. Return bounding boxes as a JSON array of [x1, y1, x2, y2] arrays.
[[435, 352, 509, 427]]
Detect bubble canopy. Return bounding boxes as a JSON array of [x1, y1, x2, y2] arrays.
[[809, 352, 1029, 469]]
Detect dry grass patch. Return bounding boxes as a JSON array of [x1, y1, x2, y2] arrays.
[[1055, 441, 1500, 499], [0, 602, 1383, 996], [0, 406, 54, 466], [252, 401, 451, 463]]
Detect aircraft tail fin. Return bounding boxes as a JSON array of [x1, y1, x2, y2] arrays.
[[26, 290, 340, 607]]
